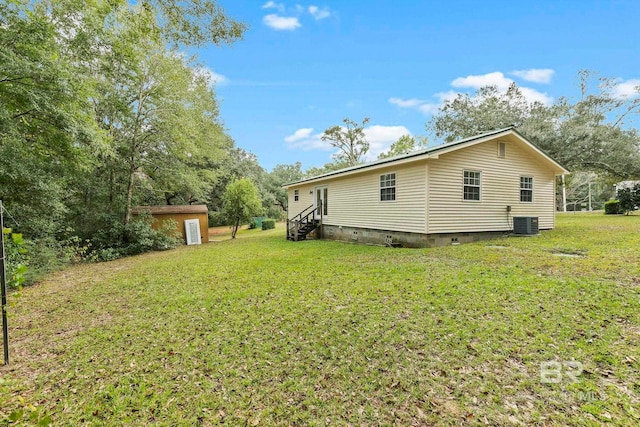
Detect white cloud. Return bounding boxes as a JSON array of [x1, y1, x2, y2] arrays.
[[263, 14, 301, 30], [308, 5, 331, 20], [390, 92, 461, 115], [417, 103, 441, 115], [284, 128, 328, 151], [611, 79, 640, 99], [519, 87, 553, 105], [390, 69, 555, 117], [452, 71, 513, 91], [452, 71, 552, 105], [388, 97, 425, 108], [284, 128, 314, 143], [511, 68, 555, 84], [262, 1, 285, 12], [364, 125, 412, 160], [284, 124, 411, 159], [435, 90, 460, 103]]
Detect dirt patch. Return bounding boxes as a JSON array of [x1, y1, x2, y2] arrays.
[[550, 248, 586, 258]]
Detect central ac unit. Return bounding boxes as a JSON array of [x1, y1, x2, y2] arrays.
[[513, 216, 539, 235]]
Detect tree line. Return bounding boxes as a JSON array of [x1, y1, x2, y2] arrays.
[[0, 0, 304, 281]]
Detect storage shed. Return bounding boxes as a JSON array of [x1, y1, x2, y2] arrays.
[[131, 205, 209, 244]]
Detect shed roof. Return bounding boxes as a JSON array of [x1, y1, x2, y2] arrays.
[[284, 127, 569, 188], [131, 205, 208, 215]]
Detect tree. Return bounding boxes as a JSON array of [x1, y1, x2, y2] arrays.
[[427, 72, 640, 180], [0, 0, 100, 237], [207, 148, 267, 224], [136, 0, 246, 47], [304, 160, 351, 178], [321, 117, 370, 166], [82, 3, 242, 224], [378, 134, 428, 159], [264, 162, 304, 212], [0, 0, 247, 277], [428, 83, 535, 143], [616, 183, 640, 215], [221, 178, 263, 238]]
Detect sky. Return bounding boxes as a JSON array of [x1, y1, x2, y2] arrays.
[[193, 0, 640, 171]]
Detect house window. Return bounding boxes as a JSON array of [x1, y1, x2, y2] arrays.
[[498, 141, 506, 158], [380, 173, 396, 201], [294, 189, 299, 202], [463, 170, 481, 201], [520, 176, 533, 202]]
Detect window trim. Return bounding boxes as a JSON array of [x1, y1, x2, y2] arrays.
[[463, 170, 482, 202], [294, 189, 299, 202], [379, 172, 397, 202], [520, 176, 534, 203]]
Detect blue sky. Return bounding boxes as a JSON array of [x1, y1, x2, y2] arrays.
[[194, 0, 640, 171]]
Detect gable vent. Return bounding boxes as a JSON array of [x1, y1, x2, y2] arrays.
[[498, 141, 506, 158]]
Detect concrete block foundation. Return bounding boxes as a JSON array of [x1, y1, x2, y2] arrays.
[[319, 224, 510, 248]]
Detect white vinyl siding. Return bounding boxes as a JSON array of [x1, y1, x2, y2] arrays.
[[427, 137, 556, 233], [288, 185, 314, 216], [288, 134, 559, 236], [289, 163, 427, 233]]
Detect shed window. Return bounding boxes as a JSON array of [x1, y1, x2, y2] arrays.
[[463, 170, 481, 201], [380, 173, 396, 201], [520, 176, 533, 202], [294, 189, 299, 202]]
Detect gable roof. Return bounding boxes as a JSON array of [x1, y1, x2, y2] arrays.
[[132, 205, 208, 215], [284, 127, 569, 188]]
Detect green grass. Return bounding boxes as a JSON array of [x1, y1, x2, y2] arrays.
[[1, 214, 639, 426]]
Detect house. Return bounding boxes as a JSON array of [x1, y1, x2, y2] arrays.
[[284, 127, 569, 247], [614, 180, 640, 192], [131, 205, 209, 244]]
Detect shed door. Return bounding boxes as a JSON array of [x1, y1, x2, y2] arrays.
[[184, 219, 201, 245]]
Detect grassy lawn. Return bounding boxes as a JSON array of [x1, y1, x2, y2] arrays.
[[1, 214, 639, 426]]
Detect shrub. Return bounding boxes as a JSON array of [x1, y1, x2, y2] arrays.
[[248, 218, 259, 229], [90, 214, 181, 259], [2, 227, 28, 288], [604, 200, 621, 215], [262, 219, 276, 230], [617, 185, 640, 215], [265, 206, 285, 221], [154, 219, 181, 250]]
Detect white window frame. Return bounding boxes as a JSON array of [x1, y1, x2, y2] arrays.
[[520, 176, 533, 203], [294, 189, 299, 202], [463, 170, 481, 202], [380, 172, 396, 202]]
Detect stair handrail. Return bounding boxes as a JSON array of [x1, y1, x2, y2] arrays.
[[291, 203, 315, 223], [287, 201, 322, 240]]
